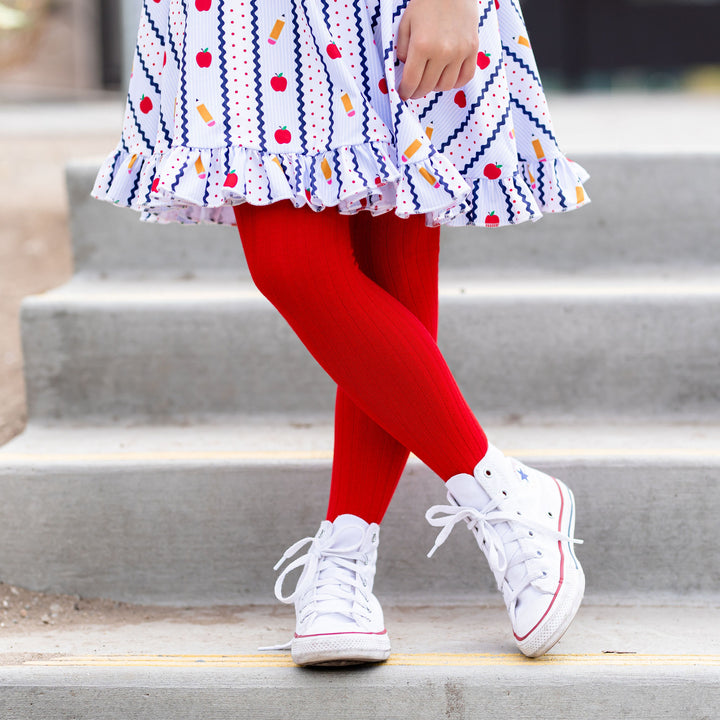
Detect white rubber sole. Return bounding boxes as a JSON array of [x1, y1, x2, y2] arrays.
[[515, 482, 586, 658], [291, 632, 391, 667]]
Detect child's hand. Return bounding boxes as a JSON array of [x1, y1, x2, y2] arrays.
[[395, 0, 480, 101]]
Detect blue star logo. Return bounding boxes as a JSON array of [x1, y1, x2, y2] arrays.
[[517, 468, 529, 482]]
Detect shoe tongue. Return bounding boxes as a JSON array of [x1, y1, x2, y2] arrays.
[[445, 472, 492, 509], [327, 514, 368, 549]]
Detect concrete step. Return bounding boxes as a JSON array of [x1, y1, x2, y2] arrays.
[[1, 604, 718, 719], [0, 421, 718, 605], [67, 154, 720, 277], [20, 274, 720, 423]]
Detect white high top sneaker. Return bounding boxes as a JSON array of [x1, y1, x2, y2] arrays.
[[271, 514, 391, 666], [425, 444, 585, 657]]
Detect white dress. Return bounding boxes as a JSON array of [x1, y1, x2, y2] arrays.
[[92, 0, 590, 228]]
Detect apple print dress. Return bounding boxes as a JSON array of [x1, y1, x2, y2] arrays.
[[92, 0, 590, 228]]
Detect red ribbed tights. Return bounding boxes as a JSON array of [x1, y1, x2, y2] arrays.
[[233, 200, 488, 524]]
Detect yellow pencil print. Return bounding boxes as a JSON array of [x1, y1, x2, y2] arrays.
[[194, 155, 206, 179], [528, 167, 536, 188], [419, 167, 440, 188], [321, 157, 332, 184], [425, 124, 434, 140], [518, 35, 530, 48], [341, 92, 355, 117], [576, 186, 585, 204], [268, 17, 285, 45], [272, 155, 283, 170], [196, 102, 216, 127], [402, 138, 423, 162], [532, 139, 546, 161], [128, 154, 139, 172]]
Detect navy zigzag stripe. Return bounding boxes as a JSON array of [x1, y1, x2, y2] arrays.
[[165, 16, 181, 72], [508, 0, 527, 27], [369, 0, 381, 34], [459, 104, 510, 175], [291, 158, 301, 197], [502, 44, 541, 89], [106, 148, 123, 190], [478, 0, 494, 27], [515, 173, 535, 216], [177, 3, 190, 146], [536, 161, 546, 206], [142, 3, 164, 53], [348, 145, 370, 187], [555, 159, 567, 210], [371, 143, 390, 180], [170, 156, 189, 193], [437, 59, 502, 154], [426, 148, 454, 201], [136, 50, 161, 97], [127, 99, 154, 152], [417, 92, 441, 125], [250, 1, 267, 154], [127, 165, 142, 206], [509, 96, 558, 145], [501, 184, 514, 223], [352, 1, 371, 140], [404, 166, 421, 211], [316, 0, 338, 152], [216, 0, 232, 149]]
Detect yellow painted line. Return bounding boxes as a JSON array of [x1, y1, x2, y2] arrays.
[[3, 448, 720, 463], [24, 653, 720, 668]]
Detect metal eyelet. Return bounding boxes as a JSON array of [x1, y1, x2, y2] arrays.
[[547, 511, 553, 518], [485, 469, 493, 477], [501, 490, 508, 497], [537, 550, 543, 557], [528, 530, 534, 537]]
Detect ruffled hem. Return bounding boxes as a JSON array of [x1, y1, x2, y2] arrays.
[[92, 141, 590, 229]]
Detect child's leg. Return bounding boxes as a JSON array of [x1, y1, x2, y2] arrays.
[[233, 200, 488, 481], [326, 210, 440, 524]]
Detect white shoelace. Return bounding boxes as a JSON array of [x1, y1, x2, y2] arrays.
[[425, 495, 583, 614], [259, 532, 373, 652]]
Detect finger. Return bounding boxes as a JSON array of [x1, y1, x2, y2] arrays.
[[456, 54, 478, 88], [412, 57, 448, 98], [395, 12, 410, 63], [435, 59, 466, 93], [397, 43, 426, 101]]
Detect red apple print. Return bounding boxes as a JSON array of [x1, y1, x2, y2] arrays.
[[139, 95, 153, 114], [374, 176, 383, 186], [495, 0, 499, 8], [162, 51, 167, 67], [270, 73, 288, 92], [196, 49, 212, 67], [223, 170, 239, 188], [326, 42, 341, 59], [454, 90, 466, 108], [485, 211, 500, 226], [483, 163, 502, 180], [360, 197, 367, 208], [378, 78, 388, 94], [151, 177, 160, 193], [275, 126, 292, 144], [305, 189, 312, 202], [477, 51, 491, 70], [195, 0, 211, 10]]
